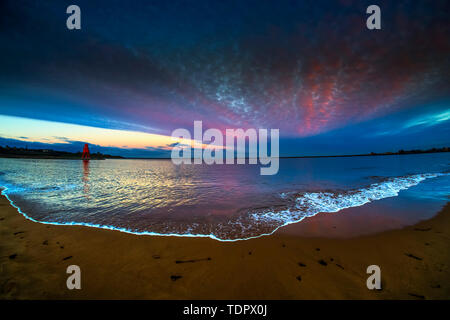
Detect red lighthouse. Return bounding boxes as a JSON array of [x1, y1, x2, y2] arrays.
[[81, 143, 91, 160]]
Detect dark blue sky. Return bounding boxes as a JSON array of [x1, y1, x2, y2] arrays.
[[0, 0, 449, 157]]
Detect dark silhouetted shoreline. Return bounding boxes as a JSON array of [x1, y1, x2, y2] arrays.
[[282, 146, 450, 159], [0, 146, 123, 160], [0, 145, 448, 160]]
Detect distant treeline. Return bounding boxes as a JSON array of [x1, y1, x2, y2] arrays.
[[370, 146, 450, 156], [279, 146, 450, 159], [0, 145, 448, 160], [0, 146, 123, 160]]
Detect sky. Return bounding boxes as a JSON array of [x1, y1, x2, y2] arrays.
[[0, 0, 449, 157]]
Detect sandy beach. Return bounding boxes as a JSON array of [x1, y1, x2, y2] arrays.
[[1, 193, 449, 300]]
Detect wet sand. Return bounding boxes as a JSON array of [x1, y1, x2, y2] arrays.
[[1, 193, 449, 299]]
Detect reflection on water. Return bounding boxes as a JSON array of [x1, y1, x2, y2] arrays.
[[82, 160, 90, 198], [0, 153, 449, 240]]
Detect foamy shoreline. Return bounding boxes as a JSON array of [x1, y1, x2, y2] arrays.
[[1, 172, 447, 241]]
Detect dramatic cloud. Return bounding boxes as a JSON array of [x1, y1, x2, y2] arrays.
[[0, 0, 449, 156]]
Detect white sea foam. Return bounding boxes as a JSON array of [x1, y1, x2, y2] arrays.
[[250, 173, 447, 225]]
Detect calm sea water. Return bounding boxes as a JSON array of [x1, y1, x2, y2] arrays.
[[0, 153, 449, 241]]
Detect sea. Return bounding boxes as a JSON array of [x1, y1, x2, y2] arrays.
[[0, 153, 449, 241]]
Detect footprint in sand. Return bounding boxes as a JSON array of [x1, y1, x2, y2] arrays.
[[335, 264, 345, 270], [405, 253, 422, 261], [408, 293, 425, 299], [318, 259, 327, 266]]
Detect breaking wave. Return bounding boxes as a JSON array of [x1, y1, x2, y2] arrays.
[[244, 173, 448, 235]]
